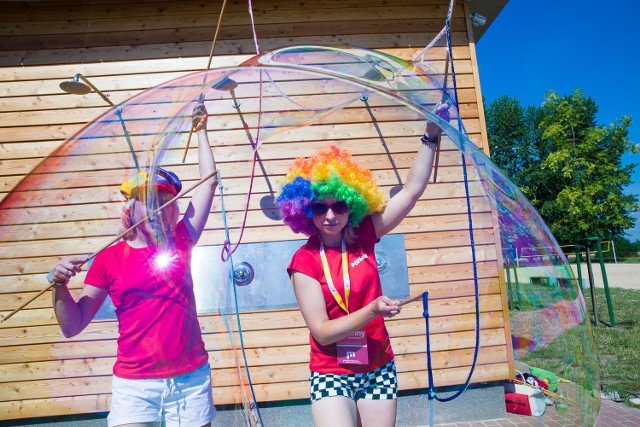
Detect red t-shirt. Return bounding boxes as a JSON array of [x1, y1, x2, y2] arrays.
[[85, 221, 208, 379], [287, 216, 394, 374]]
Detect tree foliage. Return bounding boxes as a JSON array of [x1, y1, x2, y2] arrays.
[[486, 90, 638, 245]]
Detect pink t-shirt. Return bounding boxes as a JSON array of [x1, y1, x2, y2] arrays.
[[287, 216, 394, 374], [85, 221, 208, 379]]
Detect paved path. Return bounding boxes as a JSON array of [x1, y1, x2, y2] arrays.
[[571, 263, 640, 290], [434, 396, 640, 426]]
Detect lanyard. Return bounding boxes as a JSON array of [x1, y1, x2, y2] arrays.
[[319, 240, 350, 314]]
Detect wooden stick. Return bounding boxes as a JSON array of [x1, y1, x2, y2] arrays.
[[0, 170, 218, 323], [205, 0, 228, 72], [182, 0, 228, 164], [1, 283, 58, 324], [182, 93, 206, 164], [181, 122, 198, 163], [398, 293, 425, 307], [511, 379, 564, 400]]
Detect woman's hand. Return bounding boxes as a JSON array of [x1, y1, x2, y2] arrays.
[[192, 95, 208, 133], [369, 296, 402, 318], [49, 255, 85, 286], [183, 93, 217, 243], [51, 257, 108, 338], [424, 99, 452, 138]]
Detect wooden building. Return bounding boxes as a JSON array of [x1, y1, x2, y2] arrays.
[[0, 0, 512, 421]]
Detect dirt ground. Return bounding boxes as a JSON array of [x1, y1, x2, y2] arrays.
[[571, 263, 640, 290]]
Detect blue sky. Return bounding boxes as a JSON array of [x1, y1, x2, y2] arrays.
[[475, 0, 640, 241]]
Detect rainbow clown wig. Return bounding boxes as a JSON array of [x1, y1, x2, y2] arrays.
[[276, 145, 386, 236]]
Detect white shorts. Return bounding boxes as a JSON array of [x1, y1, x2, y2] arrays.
[[108, 362, 216, 427]]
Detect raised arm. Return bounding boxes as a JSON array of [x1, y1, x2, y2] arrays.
[[51, 255, 108, 338], [182, 97, 219, 242], [292, 271, 400, 346], [372, 101, 451, 238]]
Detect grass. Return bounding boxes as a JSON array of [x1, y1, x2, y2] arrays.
[[618, 256, 640, 263], [520, 287, 640, 408], [586, 287, 640, 405]]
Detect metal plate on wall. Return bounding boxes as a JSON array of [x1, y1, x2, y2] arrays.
[[95, 234, 409, 319]]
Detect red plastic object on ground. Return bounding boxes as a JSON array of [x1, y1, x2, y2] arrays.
[[505, 392, 533, 416]]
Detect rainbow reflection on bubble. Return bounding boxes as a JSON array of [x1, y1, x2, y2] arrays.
[[0, 45, 599, 425]]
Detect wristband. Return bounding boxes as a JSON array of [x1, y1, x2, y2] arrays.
[[421, 134, 439, 145], [47, 268, 66, 289]]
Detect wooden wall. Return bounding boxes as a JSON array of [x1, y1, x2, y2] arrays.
[[0, 0, 513, 420]]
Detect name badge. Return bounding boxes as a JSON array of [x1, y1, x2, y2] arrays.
[[336, 329, 369, 365]]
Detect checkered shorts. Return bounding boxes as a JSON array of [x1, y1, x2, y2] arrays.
[[309, 360, 397, 402]]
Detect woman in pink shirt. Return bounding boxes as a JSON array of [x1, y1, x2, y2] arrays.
[[49, 101, 218, 427], [277, 102, 449, 427]]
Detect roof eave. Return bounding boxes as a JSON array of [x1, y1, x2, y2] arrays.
[[469, 0, 509, 41]]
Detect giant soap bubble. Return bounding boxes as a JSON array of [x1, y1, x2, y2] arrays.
[[0, 45, 599, 425]]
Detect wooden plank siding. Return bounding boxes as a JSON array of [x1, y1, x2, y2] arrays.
[[0, 0, 513, 420]]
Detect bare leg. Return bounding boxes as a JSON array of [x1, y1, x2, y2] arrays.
[[312, 396, 358, 427], [356, 398, 397, 427]]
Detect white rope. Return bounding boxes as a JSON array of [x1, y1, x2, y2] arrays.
[[247, 0, 261, 54]]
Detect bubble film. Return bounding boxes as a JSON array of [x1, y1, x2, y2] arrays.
[[0, 45, 599, 425]]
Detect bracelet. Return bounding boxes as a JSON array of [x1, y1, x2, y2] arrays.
[[47, 268, 66, 289], [421, 134, 439, 145]]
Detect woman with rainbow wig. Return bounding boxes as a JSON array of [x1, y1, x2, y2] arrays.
[[279, 102, 450, 427]]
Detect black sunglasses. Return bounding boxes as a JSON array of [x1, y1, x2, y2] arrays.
[[310, 200, 349, 216]]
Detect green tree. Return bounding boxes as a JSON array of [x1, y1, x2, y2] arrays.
[[486, 89, 638, 244], [485, 95, 542, 185]]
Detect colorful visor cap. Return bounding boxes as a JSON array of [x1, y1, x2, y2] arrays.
[[120, 168, 182, 200]]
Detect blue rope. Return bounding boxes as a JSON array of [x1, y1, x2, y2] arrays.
[[218, 174, 265, 427], [423, 0, 481, 409], [422, 292, 435, 427]]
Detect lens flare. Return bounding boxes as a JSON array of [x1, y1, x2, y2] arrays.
[[154, 252, 178, 270]]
